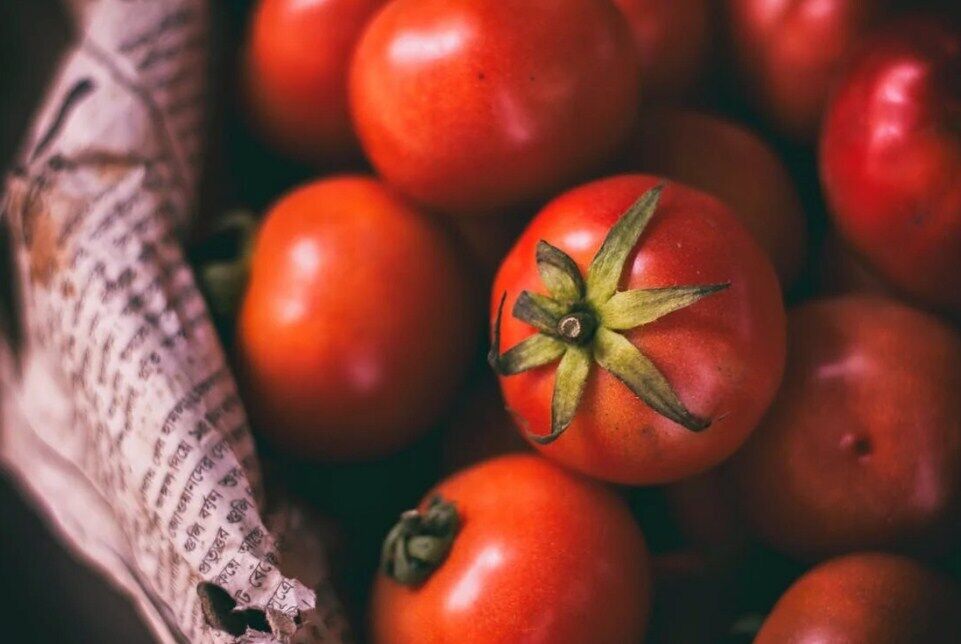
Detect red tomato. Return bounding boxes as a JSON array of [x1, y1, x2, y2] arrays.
[[727, 0, 887, 141], [631, 109, 808, 285], [757, 553, 961, 643], [236, 176, 474, 460], [820, 19, 961, 316], [349, 0, 640, 216], [612, 0, 712, 101], [243, 0, 387, 164], [371, 454, 651, 644], [490, 175, 786, 485], [727, 296, 961, 560]]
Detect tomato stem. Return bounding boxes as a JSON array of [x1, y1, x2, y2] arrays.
[[557, 311, 595, 344], [489, 186, 728, 442], [382, 496, 460, 586]]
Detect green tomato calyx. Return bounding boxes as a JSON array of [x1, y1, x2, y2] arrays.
[[382, 496, 460, 586], [489, 185, 729, 444]]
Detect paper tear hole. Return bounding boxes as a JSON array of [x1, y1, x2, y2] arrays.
[[198, 582, 270, 636]]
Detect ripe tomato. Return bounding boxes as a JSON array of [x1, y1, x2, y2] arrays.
[[612, 0, 712, 101], [727, 0, 887, 141], [490, 175, 786, 485], [630, 109, 808, 286], [820, 19, 961, 316], [243, 0, 387, 164], [727, 296, 961, 560], [757, 553, 961, 643], [349, 0, 640, 217], [236, 176, 474, 460], [371, 454, 651, 644]]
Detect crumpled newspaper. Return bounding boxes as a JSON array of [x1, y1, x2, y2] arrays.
[[0, 1, 348, 641]]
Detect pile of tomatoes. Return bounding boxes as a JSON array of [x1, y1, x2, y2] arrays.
[[203, 0, 961, 641]]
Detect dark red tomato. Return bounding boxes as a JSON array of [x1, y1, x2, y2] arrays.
[[371, 454, 651, 644], [491, 175, 786, 485], [757, 553, 961, 643], [612, 0, 712, 101], [727, 0, 887, 141], [349, 0, 640, 217], [728, 296, 961, 560], [243, 0, 387, 164], [631, 109, 807, 286], [820, 19, 961, 316], [236, 176, 474, 460]]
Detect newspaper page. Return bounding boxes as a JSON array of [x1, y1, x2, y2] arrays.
[[0, 1, 347, 641]]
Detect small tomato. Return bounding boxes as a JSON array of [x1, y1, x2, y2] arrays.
[[490, 175, 786, 485], [236, 176, 474, 460], [757, 553, 961, 643], [371, 454, 651, 644], [727, 296, 961, 560]]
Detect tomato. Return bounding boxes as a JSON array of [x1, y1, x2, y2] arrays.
[[236, 176, 474, 460], [612, 0, 712, 101], [371, 454, 651, 644], [349, 0, 640, 217], [727, 296, 961, 560], [243, 0, 387, 164], [630, 109, 808, 286], [727, 0, 887, 141], [490, 175, 786, 485], [820, 19, 961, 317], [757, 553, 961, 643]]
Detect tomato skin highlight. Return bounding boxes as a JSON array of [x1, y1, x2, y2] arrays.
[[630, 109, 808, 286], [612, 0, 712, 101], [236, 176, 474, 460], [727, 0, 887, 141], [728, 296, 961, 560], [243, 0, 387, 164], [492, 175, 786, 485], [820, 19, 961, 316], [757, 553, 961, 643], [349, 0, 640, 217], [371, 454, 651, 644]]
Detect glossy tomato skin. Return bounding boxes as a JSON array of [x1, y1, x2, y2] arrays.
[[612, 0, 712, 101], [728, 296, 961, 560], [631, 109, 807, 286], [492, 175, 786, 485], [820, 20, 961, 316], [349, 0, 640, 217], [236, 176, 474, 460], [371, 454, 651, 644], [757, 553, 961, 643], [243, 0, 387, 164], [728, 0, 887, 141]]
